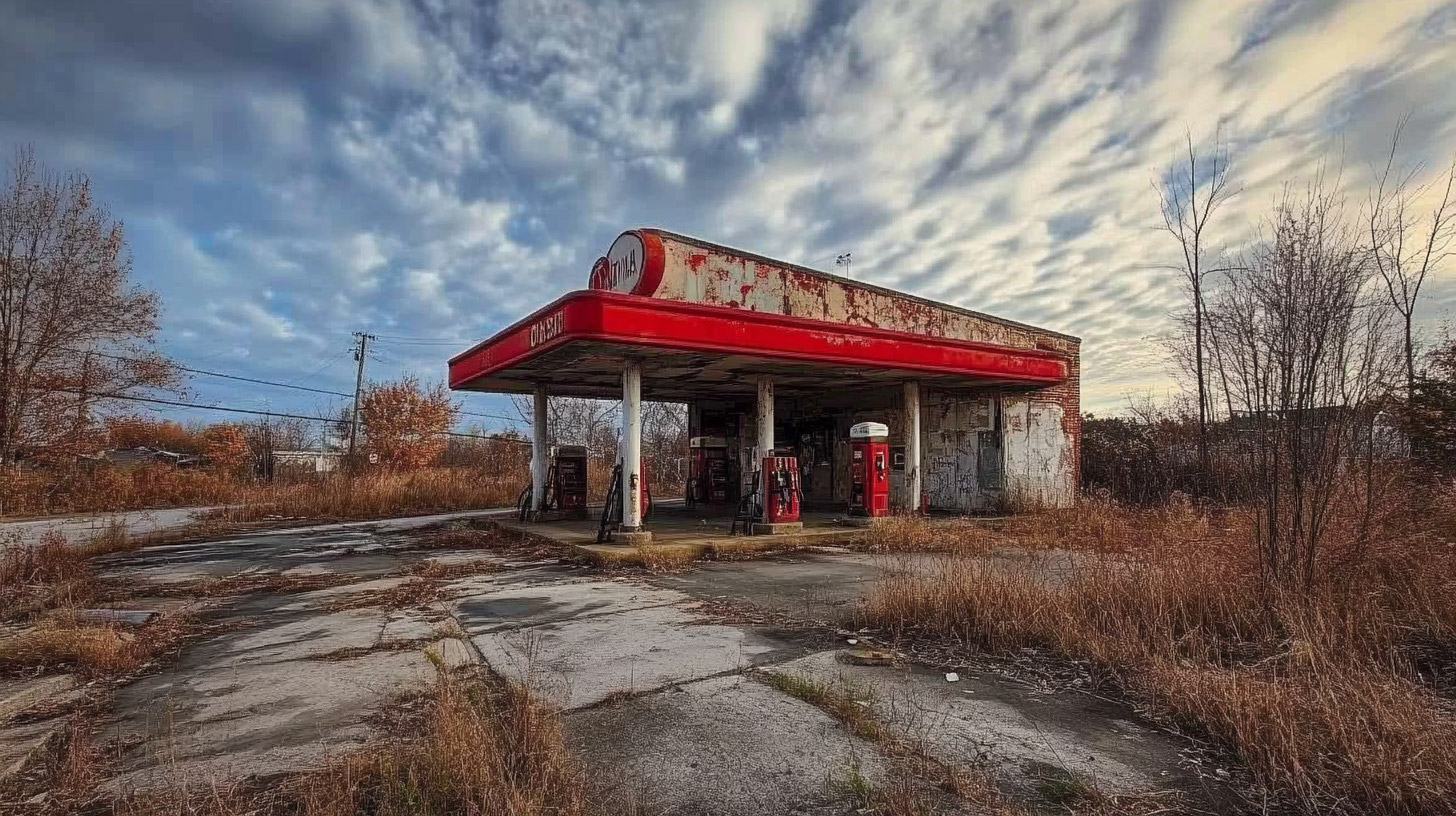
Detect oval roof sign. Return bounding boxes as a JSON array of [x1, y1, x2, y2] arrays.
[[588, 230, 664, 297]]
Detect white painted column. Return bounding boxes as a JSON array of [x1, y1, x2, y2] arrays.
[[530, 384, 549, 514], [756, 375, 774, 494], [904, 380, 922, 514], [622, 360, 643, 530]]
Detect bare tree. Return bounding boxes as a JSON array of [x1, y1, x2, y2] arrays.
[[1158, 128, 1237, 486], [641, 400, 688, 489], [511, 394, 688, 495], [1208, 170, 1399, 589], [0, 145, 178, 465], [1366, 117, 1456, 397]]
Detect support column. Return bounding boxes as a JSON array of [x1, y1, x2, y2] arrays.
[[686, 402, 701, 504], [621, 360, 647, 538], [755, 375, 774, 526], [755, 376, 774, 481], [905, 380, 922, 514], [530, 385, 549, 516], [751, 375, 801, 535]]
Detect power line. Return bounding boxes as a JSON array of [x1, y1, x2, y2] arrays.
[[178, 366, 350, 397], [49, 387, 532, 445], [372, 339, 476, 347], [13, 339, 354, 398], [17, 338, 518, 423]]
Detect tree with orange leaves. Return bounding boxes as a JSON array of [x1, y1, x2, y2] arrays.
[[199, 424, 250, 474], [359, 376, 458, 470]]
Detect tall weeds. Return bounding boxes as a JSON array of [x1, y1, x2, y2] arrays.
[[201, 468, 520, 524], [0, 531, 95, 621], [863, 488, 1456, 815], [0, 464, 525, 520]]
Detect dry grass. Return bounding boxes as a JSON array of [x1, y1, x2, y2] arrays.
[[0, 701, 112, 808], [862, 514, 1002, 555], [635, 545, 698, 572], [326, 578, 448, 612], [1, 532, 98, 622], [862, 489, 1456, 816], [407, 557, 506, 580], [0, 465, 245, 518], [863, 499, 1235, 556], [410, 519, 565, 560], [0, 609, 198, 678], [199, 469, 519, 525], [113, 667, 593, 816], [0, 462, 527, 520]]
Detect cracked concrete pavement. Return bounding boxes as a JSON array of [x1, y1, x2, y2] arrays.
[[3, 514, 1233, 814]]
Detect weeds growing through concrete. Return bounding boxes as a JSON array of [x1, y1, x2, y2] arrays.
[[110, 667, 594, 816], [862, 492, 1456, 815], [1, 532, 97, 622], [0, 609, 199, 679]]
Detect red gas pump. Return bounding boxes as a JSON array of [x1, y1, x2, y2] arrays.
[[761, 455, 801, 524], [689, 436, 730, 506], [849, 422, 890, 517], [553, 445, 589, 516]]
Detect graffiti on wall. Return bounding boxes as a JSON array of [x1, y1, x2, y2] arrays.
[[921, 393, 998, 512]]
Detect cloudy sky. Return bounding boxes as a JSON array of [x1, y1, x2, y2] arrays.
[[3, 0, 1455, 430]]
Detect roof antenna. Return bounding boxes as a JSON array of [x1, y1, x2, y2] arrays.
[[835, 252, 852, 279]]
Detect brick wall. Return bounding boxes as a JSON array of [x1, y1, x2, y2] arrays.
[[1034, 340, 1082, 492]]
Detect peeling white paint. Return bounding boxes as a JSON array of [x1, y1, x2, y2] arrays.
[[657, 235, 1074, 353], [1002, 398, 1074, 509]]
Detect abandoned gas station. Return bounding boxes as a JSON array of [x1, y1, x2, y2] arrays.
[[448, 229, 1081, 545]]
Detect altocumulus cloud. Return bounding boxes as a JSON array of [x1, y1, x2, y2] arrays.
[[2, 0, 1454, 421]]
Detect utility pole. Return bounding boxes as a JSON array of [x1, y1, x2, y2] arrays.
[[347, 331, 375, 465], [73, 351, 92, 454]]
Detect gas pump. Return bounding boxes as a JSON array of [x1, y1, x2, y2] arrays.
[[688, 436, 730, 506], [596, 456, 654, 543], [552, 445, 589, 517], [849, 422, 890, 517], [761, 454, 801, 524]]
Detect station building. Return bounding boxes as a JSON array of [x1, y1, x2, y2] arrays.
[[448, 229, 1080, 542]]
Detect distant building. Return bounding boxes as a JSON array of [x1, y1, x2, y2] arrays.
[[78, 447, 202, 469], [269, 450, 342, 474]]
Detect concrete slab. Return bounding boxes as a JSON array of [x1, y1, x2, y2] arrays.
[[648, 551, 898, 623], [213, 608, 385, 665], [280, 575, 412, 609], [108, 649, 435, 790], [472, 603, 774, 709], [0, 717, 61, 781], [772, 650, 1200, 797], [750, 521, 803, 535], [425, 637, 478, 670], [451, 575, 686, 635], [568, 674, 886, 816], [74, 609, 157, 626], [0, 506, 223, 549], [0, 675, 74, 723], [380, 611, 441, 644], [496, 504, 858, 548], [105, 597, 439, 791]]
